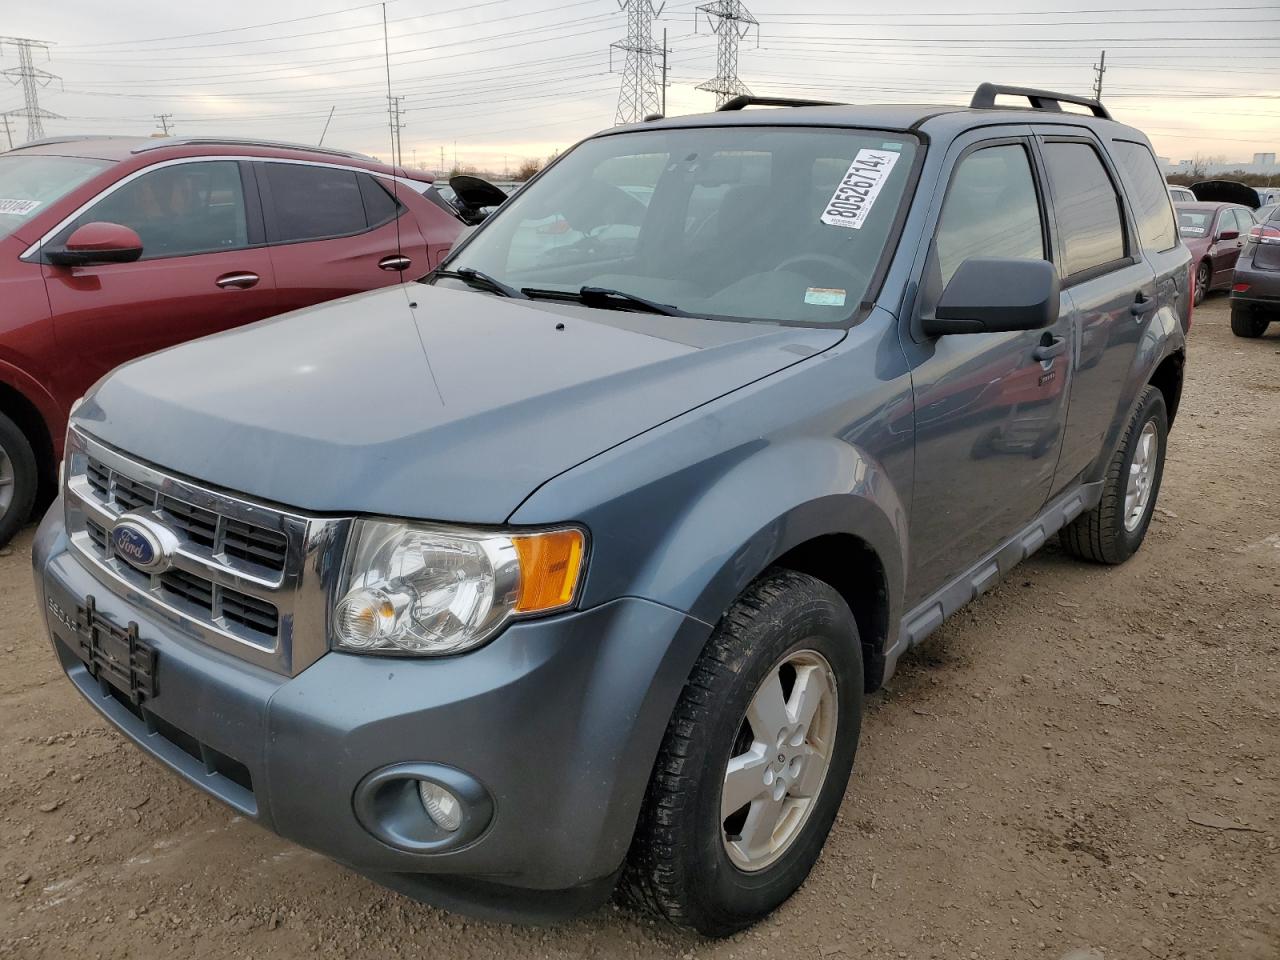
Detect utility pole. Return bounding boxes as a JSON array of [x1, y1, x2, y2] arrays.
[[1092, 49, 1107, 102], [0, 36, 62, 142], [153, 113, 174, 135], [610, 0, 664, 125], [1, 113, 12, 151], [318, 105, 335, 145], [386, 95, 406, 166], [661, 28, 668, 117], [439, 145, 445, 175]]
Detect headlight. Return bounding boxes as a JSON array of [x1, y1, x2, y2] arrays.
[[332, 519, 586, 656]]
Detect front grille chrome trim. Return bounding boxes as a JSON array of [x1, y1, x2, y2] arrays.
[[63, 427, 351, 676]]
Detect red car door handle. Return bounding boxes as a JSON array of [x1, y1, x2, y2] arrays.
[[216, 272, 260, 290], [378, 255, 412, 271]]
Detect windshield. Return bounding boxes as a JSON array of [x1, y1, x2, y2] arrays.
[[441, 126, 918, 325], [0, 154, 111, 240]]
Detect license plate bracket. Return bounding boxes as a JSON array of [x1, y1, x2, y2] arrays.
[[72, 595, 158, 705]]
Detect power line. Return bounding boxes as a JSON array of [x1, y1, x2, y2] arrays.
[[696, 0, 758, 107], [611, 1, 664, 124], [0, 36, 62, 142]]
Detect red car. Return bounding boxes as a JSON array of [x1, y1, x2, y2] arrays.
[[0, 135, 479, 543], [1175, 200, 1257, 305]]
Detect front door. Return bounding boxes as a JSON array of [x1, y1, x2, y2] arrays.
[[904, 137, 1073, 603], [43, 159, 277, 403]]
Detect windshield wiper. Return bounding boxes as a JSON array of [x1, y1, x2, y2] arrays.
[[433, 267, 528, 299], [522, 285, 690, 317]]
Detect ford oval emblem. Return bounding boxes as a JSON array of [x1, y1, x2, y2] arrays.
[[110, 517, 172, 574]]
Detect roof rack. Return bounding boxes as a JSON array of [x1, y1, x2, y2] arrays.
[[5, 135, 131, 152], [717, 95, 847, 112], [970, 83, 1111, 120], [130, 137, 376, 161]]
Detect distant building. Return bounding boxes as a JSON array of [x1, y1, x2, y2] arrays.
[[1253, 152, 1276, 166], [1163, 153, 1280, 176]]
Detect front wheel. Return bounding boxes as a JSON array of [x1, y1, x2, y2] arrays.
[[1230, 304, 1270, 338], [1060, 385, 1167, 564], [0, 412, 37, 547], [619, 569, 863, 937]]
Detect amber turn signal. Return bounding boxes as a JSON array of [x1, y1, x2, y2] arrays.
[[512, 529, 585, 613]]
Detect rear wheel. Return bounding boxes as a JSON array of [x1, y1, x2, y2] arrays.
[[1060, 385, 1167, 565], [619, 569, 863, 937], [1194, 261, 1210, 305], [0, 412, 38, 547], [1230, 304, 1270, 338]]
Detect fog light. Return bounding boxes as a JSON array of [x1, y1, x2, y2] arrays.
[[418, 780, 463, 832]]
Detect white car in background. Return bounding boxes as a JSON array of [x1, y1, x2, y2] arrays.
[[1168, 185, 1196, 203]]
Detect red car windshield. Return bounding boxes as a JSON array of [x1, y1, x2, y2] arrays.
[[0, 154, 110, 240]]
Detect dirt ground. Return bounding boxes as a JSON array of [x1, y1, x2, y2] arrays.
[[1, 294, 1277, 960]]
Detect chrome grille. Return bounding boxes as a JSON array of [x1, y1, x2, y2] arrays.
[[63, 428, 350, 676]]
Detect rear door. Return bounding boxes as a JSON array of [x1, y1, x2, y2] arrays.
[[254, 161, 424, 315], [1110, 139, 1191, 335], [1211, 209, 1248, 284], [1036, 134, 1157, 488], [42, 158, 277, 401]]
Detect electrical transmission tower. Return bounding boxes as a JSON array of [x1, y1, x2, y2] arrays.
[[696, 1, 758, 108], [1092, 50, 1107, 101], [610, 1, 664, 125], [387, 95, 405, 166], [154, 113, 174, 135], [1, 36, 61, 143]]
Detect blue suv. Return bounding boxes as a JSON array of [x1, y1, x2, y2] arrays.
[[34, 84, 1189, 936]]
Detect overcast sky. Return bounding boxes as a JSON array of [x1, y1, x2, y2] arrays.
[[3, 0, 1277, 172]]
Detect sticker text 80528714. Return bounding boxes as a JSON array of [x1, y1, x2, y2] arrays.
[[820, 149, 901, 231]]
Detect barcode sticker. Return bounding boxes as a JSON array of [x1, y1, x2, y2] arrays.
[[820, 149, 900, 231], [0, 198, 41, 216]]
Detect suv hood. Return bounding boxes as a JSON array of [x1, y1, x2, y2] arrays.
[[1190, 180, 1260, 209], [75, 284, 842, 522]]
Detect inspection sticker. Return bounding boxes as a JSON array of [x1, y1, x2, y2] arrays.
[[804, 287, 846, 306], [0, 199, 40, 216], [820, 148, 900, 231]]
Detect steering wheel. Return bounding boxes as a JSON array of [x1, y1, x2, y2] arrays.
[[772, 253, 854, 280]]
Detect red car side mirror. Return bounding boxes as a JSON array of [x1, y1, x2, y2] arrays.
[[47, 222, 144, 267], [1216, 229, 1240, 242]]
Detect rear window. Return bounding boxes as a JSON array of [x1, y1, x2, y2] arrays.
[[1111, 141, 1177, 253], [1178, 211, 1211, 237], [1042, 142, 1127, 278], [0, 154, 110, 240]]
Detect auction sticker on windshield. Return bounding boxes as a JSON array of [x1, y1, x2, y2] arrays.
[[0, 199, 41, 216], [820, 149, 900, 231]]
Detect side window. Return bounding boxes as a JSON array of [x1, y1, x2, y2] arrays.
[[935, 143, 1045, 286], [1111, 140, 1177, 253], [263, 163, 367, 242], [1042, 142, 1127, 278], [62, 160, 248, 259], [358, 174, 401, 229]]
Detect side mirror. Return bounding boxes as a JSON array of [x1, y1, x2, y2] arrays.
[[47, 222, 144, 267], [923, 258, 1059, 336], [1216, 229, 1239, 242]]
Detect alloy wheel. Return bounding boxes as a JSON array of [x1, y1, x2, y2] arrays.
[[721, 648, 838, 872], [1124, 420, 1159, 532]]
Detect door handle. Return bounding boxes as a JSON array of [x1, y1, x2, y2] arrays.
[[1130, 293, 1157, 317], [1033, 335, 1066, 362], [378, 255, 412, 272], [215, 271, 260, 290]]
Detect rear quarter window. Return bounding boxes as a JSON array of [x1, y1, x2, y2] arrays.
[[1111, 141, 1178, 253]]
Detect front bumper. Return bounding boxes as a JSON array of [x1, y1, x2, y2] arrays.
[[33, 503, 711, 920]]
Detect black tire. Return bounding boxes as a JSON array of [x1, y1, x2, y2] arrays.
[[619, 569, 863, 937], [1194, 261, 1210, 306], [0, 412, 37, 547], [1060, 385, 1167, 565], [1230, 304, 1270, 338]]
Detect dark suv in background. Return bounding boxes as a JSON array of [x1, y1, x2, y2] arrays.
[[34, 85, 1188, 936], [1230, 204, 1280, 337], [0, 136, 485, 546]]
